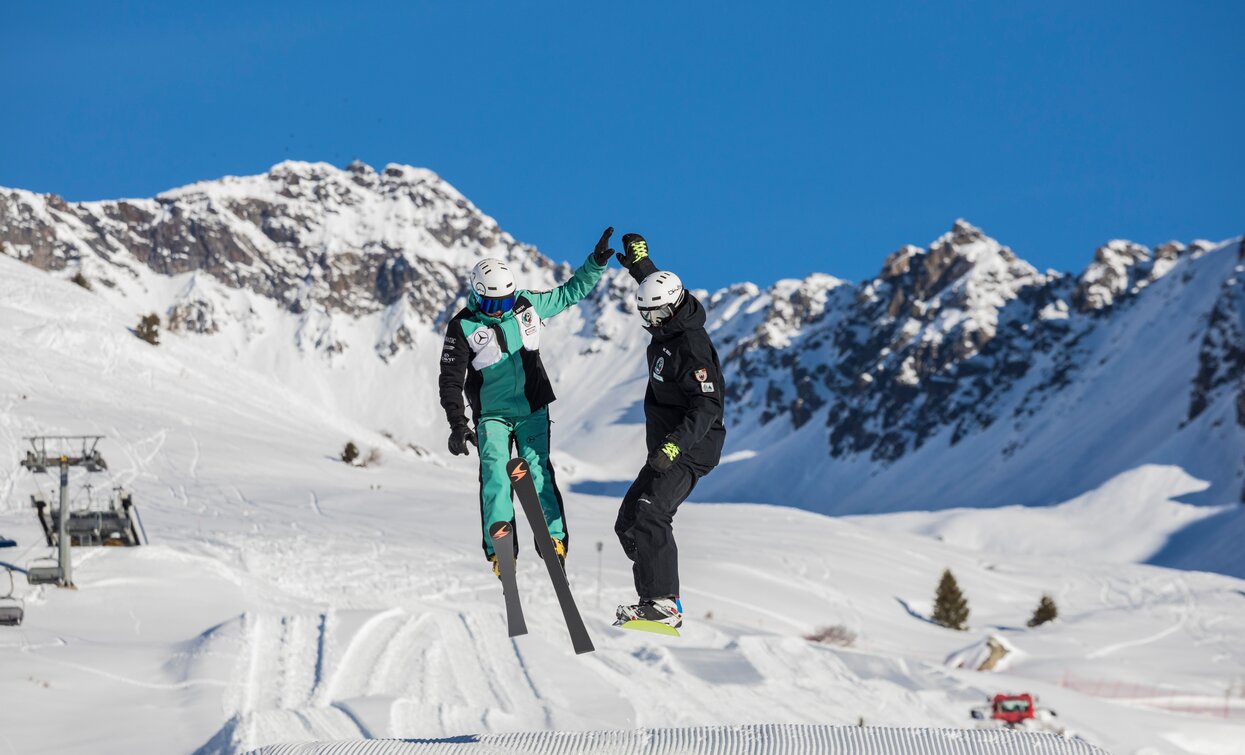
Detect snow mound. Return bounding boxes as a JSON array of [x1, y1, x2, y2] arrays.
[[244, 725, 1107, 755]]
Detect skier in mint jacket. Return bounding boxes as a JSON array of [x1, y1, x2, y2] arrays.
[[439, 228, 615, 575], [611, 233, 726, 630]]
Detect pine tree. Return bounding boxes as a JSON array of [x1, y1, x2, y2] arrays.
[[1027, 594, 1058, 627], [341, 441, 360, 465], [931, 568, 970, 630], [135, 313, 160, 345]]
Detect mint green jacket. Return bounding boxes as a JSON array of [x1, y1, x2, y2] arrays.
[[438, 254, 607, 424]]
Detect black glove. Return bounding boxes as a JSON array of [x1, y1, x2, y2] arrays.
[[617, 233, 658, 281], [592, 226, 615, 266], [647, 440, 681, 473], [448, 424, 477, 456]]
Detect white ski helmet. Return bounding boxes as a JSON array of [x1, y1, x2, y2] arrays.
[[636, 271, 685, 327], [470, 258, 517, 315]]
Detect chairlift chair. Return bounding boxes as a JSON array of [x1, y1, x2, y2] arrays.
[[0, 569, 24, 626], [31, 492, 142, 547], [26, 556, 62, 586]]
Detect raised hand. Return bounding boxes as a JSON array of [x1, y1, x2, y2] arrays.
[[592, 227, 616, 266]]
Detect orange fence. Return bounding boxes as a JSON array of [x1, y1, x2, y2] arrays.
[[1060, 673, 1245, 719]]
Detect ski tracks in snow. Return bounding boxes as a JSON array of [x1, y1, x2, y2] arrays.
[[1086, 575, 1194, 659], [222, 610, 362, 751], [217, 599, 573, 751]]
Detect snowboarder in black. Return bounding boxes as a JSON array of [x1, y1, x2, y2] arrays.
[[612, 234, 726, 630]]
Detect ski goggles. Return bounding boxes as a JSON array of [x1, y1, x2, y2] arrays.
[[639, 303, 675, 327], [478, 293, 516, 316]]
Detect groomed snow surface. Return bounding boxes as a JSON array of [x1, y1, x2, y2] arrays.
[[1, 255, 1244, 755], [246, 725, 1109, 755]]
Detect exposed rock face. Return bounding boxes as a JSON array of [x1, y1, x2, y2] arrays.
[[1188, 270, 1245, 424], [721, 219, 1061, 462], [1074, 240, 1152, 312], [0, 161, 556, 339]]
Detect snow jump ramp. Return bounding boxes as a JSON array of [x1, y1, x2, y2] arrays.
[[246, 724, 1108, 755]]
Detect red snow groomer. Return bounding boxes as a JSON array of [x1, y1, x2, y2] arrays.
[[970, 693, 1062, 733]]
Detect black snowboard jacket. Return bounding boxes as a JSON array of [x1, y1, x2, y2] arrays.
[[628, 260, 726, 472]]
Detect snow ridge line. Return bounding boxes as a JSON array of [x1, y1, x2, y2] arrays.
[[244, 725, 1109, 755]]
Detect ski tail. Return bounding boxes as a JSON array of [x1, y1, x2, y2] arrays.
[[489, 520, 527, 637]]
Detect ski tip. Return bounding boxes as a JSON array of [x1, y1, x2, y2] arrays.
[[617, 620, 681, 637], [506, 457, 529, 482], [573, 643, 596, 655]]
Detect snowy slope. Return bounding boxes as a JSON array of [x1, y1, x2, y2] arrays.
[[2, 256, 1245, 755]]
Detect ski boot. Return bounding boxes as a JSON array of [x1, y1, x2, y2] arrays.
[[494, 539, 564, 577], [536, 537, 567, 571], [615, 597, 683, 629]]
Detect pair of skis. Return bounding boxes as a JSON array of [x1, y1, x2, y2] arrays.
[[492, 458, 594, 655]]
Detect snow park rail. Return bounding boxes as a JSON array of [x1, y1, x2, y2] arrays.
[[245, 724, 1108, 755]]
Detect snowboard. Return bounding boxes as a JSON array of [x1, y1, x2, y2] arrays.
[[616, 619, 681, 637], [506, 458, 595, 655]]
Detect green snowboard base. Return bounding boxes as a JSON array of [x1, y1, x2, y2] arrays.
[[617, 619, 681, 637]]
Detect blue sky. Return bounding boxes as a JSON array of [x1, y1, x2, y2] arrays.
[[2, 2, 1241, 290]]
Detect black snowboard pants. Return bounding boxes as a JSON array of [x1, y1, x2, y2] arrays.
[[614, 461, 702, 601]]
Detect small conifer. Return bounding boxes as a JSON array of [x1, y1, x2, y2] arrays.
[[135, 313, 160, 345], [931, 568, 970, 630], [1027, 594, 1058, 628]]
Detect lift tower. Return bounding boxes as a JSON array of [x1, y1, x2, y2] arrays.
[[20, 436, 108, 588]]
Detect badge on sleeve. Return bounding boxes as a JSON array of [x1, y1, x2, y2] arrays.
[[694, 368, 708, 382]]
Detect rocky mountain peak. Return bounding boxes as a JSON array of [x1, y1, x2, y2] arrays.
[[748, 274, 849, 348], [0, 163, 561, 350], [1070, 238, 1192, 313], [865, 221, 1045, 349], [915, 219, 1038, 300]]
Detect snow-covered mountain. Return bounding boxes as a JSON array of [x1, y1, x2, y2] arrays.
[[2, 161, 1242, 571]]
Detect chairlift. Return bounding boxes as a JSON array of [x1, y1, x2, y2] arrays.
[[0, 568, 24, 626], [21, 435, 115, 590], [32, 489, 143, 548], [26, 556, 63, 586]]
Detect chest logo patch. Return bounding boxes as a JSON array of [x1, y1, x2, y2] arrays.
[[473, 330, 491, 346], [654, 357, 665, 374]]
